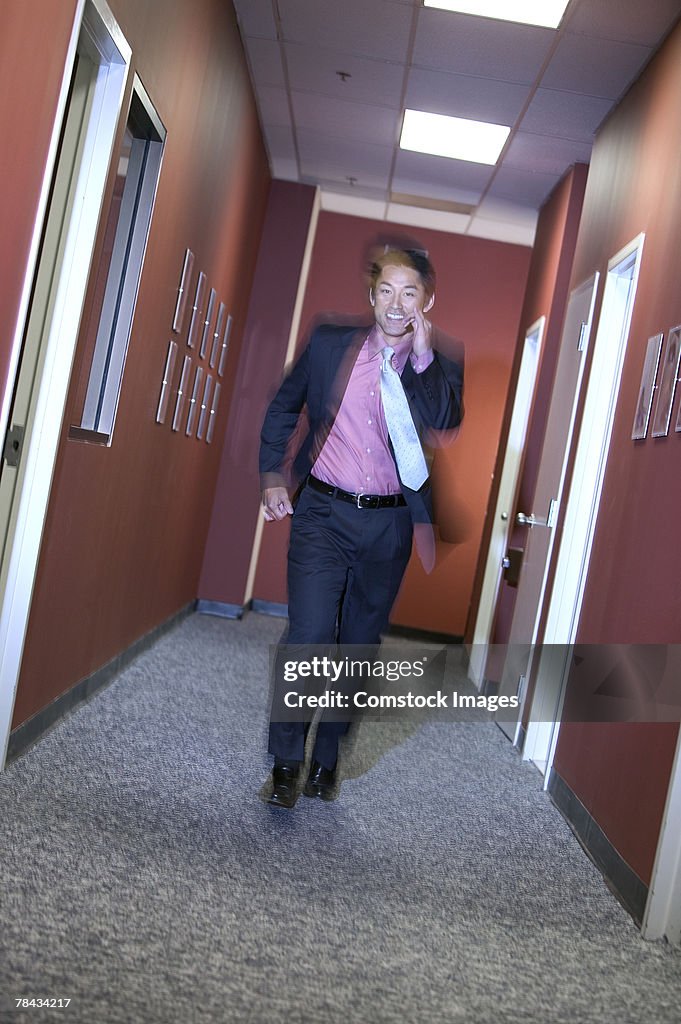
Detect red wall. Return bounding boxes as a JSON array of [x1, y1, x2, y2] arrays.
[[0, 0, 80, 412], [199, 181, 317, 608], [12, 0, 271, 726], [252, 210, 532, 636], [553, 21, 681, 883]]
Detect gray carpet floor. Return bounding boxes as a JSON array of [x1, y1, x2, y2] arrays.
[[1, 611, 680, 1024]]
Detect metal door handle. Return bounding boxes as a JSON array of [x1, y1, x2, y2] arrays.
[[516, 512, 547, 527]]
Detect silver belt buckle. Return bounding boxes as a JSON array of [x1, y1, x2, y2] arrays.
[[355, 491, 364, 509]]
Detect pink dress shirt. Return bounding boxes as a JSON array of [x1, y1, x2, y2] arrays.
[[311, 326, 434, 495]]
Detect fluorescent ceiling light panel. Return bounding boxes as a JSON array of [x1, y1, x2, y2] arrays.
[[400, 109, 510, 165], [423, 0, 570, 30]]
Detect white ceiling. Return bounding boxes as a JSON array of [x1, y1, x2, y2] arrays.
[[231, 0, 681, 244]]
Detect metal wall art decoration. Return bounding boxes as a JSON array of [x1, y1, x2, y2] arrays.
[[197, 374, 213, 440], [206, 381, 221, 443], [651, 325, 681, 437], [156, 340, 178, 424], [186, 365, 204, 437], [187, 271, 206, 349], [218, 314, 233, 377], [210, 303, 226, 368], [200, 287, 217, 359], [172, 249, 194, 333], [172, 355, 192, 431], [631, 333, 663, 440]]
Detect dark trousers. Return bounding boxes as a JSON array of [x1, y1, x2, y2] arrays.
[[268, 482, 413, 768]]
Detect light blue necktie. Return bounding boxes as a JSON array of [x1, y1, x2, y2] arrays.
[[380, 346, 428, 490]]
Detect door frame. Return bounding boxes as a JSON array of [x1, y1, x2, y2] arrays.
[[643, 724, 681, 945], [0, 0, 131, 770], [523, 233, 645, 779], [468, 315, 545, 690]]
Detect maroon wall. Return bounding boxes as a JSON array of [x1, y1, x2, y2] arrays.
[[0, 0, 80, 412], [13, 0, 271, 726], [198, 181, 317, 608], [251, 210, 532, 636], [553, 21, 681, 884]]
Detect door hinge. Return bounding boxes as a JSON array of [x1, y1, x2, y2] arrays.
[[3, 423, 25, 468]]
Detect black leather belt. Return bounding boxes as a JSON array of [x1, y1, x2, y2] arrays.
[[307, 475, 406, 509]]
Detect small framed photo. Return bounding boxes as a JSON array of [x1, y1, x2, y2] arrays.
[[197, 375, 213, 440], [200, 288, 217, 359], [186, 365, 204, 437], [156, 340, 178, 424], [172, 249, 194, 334], [187, 272, 207, 349], [217, 314, 233, 377], [631, 333, 663, 440], [210, 302, 226, 368], [172, 355, 192, 431], [651, 325, 681, 437]]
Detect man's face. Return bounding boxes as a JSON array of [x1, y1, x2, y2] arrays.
[[371, 264, 431, 340]]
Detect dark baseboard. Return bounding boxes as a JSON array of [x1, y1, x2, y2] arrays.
[[7, 603, 194, 766], [251, 599, 288, 618], [196, 599, 244, 619], [548, 768, 648, 926], [387, 624, 462, 645]]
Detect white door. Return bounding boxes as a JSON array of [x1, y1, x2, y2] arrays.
[[525, 235, 644, 778], [468, 316, 545, 689], [0, 0, 130, 769], [494, 274, 600, 743]]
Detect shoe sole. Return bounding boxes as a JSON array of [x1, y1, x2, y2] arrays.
[[266, 791, 297, 808], [303, 783, 336, 801]]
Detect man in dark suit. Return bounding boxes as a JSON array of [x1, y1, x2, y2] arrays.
[[259, 246, 464, 807]]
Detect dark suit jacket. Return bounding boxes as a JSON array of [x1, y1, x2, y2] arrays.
[[259, 323, 464, 528]]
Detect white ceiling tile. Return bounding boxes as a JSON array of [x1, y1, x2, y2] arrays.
[[413, 9, 555, 84], [262, 124, 298, 165], [231, 0, 278, 41], [405, 67, 530, 125], [242, 38, 286, 90], [271, 157, 300, 181], [279, 0, 413, 62], [391, 178, 482, 207], [504, 131, 592, 174], [284, 44, 405, 108], [566, 0, 681, 47], [487, 164, 561, 206], [297, 129, 394, 190], [542, 33, 652, 98], [291, 92, 400, 147], [394, 149, 494, 193], [386, 203, 471, 235], [257, 86, 292, 128], [321, 191, 389, 219], [474, 196, 541, 229], [466, 214, 537, 246], [520, 88, 613, 141]]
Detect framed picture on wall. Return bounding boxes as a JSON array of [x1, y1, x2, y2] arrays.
[[156, 340, 178, 424], [187, 271, 206, 349], [651, 325, 681, 436], [172, 249, 194, 334], [631, 333, 663, 440], [200, 287, 217, 359]]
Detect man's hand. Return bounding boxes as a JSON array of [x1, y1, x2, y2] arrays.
[[262, 486, 294, 521], [407, 306, 433, 357]]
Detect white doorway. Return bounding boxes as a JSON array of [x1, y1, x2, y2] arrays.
[[492, 273, 600, 745], [0, 0, 131, 770], [523, 234, 645, 781], [468, 317, 545, 691]]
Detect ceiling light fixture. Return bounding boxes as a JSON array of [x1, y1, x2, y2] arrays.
[[422, 0, 570, 30], [400, 109, 510, 165]]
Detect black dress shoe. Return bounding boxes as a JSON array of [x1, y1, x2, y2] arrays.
[[303, 760, 337, 801], [267, 762, 300, 808]]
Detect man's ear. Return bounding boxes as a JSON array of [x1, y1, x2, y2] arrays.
[[424, 293, 435, 313], [369, 288, 375, 306]]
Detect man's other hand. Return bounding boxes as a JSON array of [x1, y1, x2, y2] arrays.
[[262, 487, 294, 521]]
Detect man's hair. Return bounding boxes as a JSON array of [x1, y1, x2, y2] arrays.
[[368, 246, 436, 298]]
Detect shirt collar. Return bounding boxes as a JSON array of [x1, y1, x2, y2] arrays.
[[367, 325, 412, 363]]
